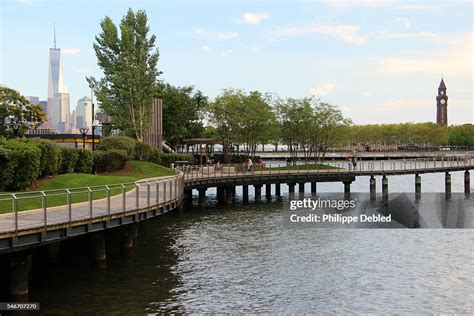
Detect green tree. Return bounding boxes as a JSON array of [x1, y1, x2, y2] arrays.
[[311, 102, 351, 160], [88, 8, 160, 141], [448, 124, 474, 146], [275, 97, 314, 158], [0, 86, 46, 137], [157, 83, 207, 149], [207, 89, 243, 162]]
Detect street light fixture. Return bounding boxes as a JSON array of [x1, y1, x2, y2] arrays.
[[79, 127, 89, 149], [4, 115, 21, 137]]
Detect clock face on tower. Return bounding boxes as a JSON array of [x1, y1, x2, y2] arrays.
[[440, 99, 446, 104]]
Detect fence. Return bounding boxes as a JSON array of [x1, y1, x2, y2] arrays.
[[179, 155, 473, 181], [0, 170, 185, 238]]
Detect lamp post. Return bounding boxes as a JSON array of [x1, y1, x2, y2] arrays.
[[91, 88, 96, 151], [4, 115, 21, 137], [79, 127, 89, 149]]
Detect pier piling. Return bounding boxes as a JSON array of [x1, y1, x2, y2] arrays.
[[370, 176, 376, 200]]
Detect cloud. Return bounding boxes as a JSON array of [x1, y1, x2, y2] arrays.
[[341, 106, 351, 112], [382, 98, 473, 110], [73, 68, 90, 74], [310, 82, 336, 96], [200, 45, 210, 53], [216, 32, 238, 41], [395, 17, 411, 29], [192, 29, 238, 41], [16, 0, 33, 4], [360, 92, 370, 97], [234, 12, 270, 25], [323, 0, 444, 10], [376, 31, 437, 41], [192, 28, 205, 35], [377, 35, 473, 76], [62, 48, 81, 55], [383, 99, 432, 110], [220, 49, 233, 58], [325, 0, 394, 8], [268, 24, 368, 45]]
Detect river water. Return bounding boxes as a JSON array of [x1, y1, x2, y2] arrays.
[[32, 169, 473, 314]]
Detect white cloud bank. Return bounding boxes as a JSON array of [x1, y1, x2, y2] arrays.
[[268, 24, 368, 45], [62, 48, 81, 55], [234, 12, 270, 25], [377, 34, 473, 76], [310, 82, 336, 96]]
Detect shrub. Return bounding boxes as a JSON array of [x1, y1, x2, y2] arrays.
[[135, 141, 153, 161], [97, 136, 136, 159], [212, 153, 261, 163], [59, 147, 80, 174], [74, 150, 94, 174], [32, 139, 62, 176], [0, 148, 15, 191], [151, 150, 194, 168], [93, 149, 128, 173], [147, 149, 162, 165], [0, 139, 41, 191]]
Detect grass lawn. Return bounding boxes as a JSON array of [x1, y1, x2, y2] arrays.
[[0, 161, 175, 214]]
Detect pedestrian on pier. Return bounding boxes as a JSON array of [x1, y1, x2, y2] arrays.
[[347, 156, 353, 170], [352, 157, 357, 170]]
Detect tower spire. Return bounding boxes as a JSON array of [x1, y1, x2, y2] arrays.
[[53, 23, 56, 49]]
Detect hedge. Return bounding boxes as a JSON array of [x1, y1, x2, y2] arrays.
[[59, 147, 80, 174], [135, 141, 153, 161], [0, 139, 41, 191], [74, 150, 94, 174], [148, 150, 193, 168], [93, 149, 128, 173], [32, 139, 62, 176], [97, 136, 136, 159], [212, 153, 261, 163], [0, 148, 15, 191]]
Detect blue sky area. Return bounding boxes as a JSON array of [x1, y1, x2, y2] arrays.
[[1, 0, 472, 124]]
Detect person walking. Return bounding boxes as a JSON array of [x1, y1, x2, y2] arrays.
[[347, 156, 353, 170], [352, 157, 357, 170]]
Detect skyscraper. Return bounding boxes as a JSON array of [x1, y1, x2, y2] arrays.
[[47, 26, 70, 133], [76, 96, 93, 129]]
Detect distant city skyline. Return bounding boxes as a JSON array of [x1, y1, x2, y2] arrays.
[[1, 0, 472, 125]]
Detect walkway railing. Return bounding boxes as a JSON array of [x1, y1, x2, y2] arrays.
[[180, 156, 473, 182], [0, 170, 185, 237]]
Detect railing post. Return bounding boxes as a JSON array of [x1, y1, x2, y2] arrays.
[[135, 183, 139, 210], [88, 187, 93, 220], [67, 189, 72, 226], [175, 176, 178, 200], [156, 180, 160, 205], [147, 181, 151, 209], [42, 191, 47, 237], [13, 194, 18, 244], [122, 184, 126, 213], [105, 186, 111, 218]]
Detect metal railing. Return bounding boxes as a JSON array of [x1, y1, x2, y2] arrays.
[[0, 170, 185, 240], [179, 155, 473, 182]]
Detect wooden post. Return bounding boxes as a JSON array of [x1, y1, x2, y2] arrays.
[[370, 175, 376, 201], [266, 183, 272, 199]]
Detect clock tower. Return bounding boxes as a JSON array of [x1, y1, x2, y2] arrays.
[[436, 78, 448, 126]]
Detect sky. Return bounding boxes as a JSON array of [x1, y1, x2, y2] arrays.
[[1, 0, 473, 125]]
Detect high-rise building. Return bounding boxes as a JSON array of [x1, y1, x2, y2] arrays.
[[47, 27, 70, 132], [26, 96, 40, 105], [71, 110, 77, 130], [76, 96, 93, 129], [436, 78, 448, 126]]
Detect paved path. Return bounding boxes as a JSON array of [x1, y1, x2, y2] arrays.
[[0, 175, 180, 235]]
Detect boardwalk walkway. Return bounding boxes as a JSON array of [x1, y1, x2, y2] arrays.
[[0, 157, 472, 251]]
